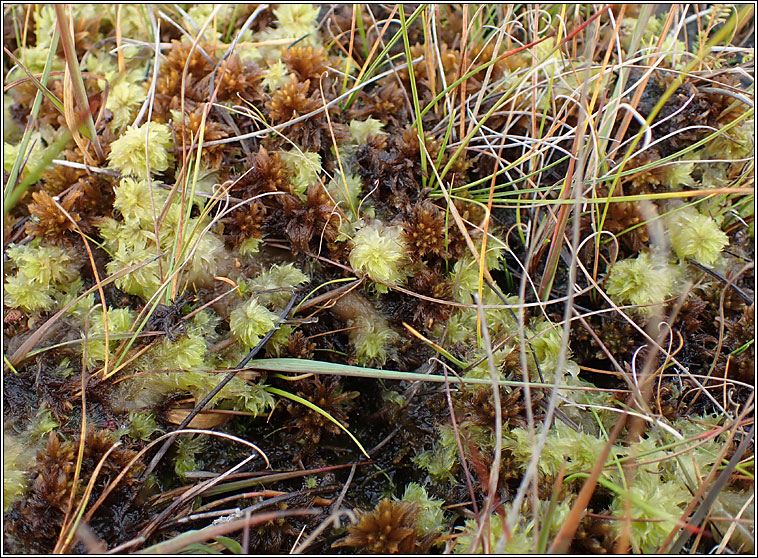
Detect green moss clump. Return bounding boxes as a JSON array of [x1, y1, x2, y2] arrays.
[[349, 222, 410, 293], [118, 364, 275, 418], [173, 433, 205, 479], [453, 497, 572, 553], [247, 263, 310, 309], [238, 236, 262, 256], [100, 178, 228, 300], [280, 150, 322, 200], [440, 308, 478, 345], [503, 421, 608, 479], [27, 405, 59, 443], [605, 252, 679, 315], [463, 348, 510, 380], [83, 307, 136, 367], [350, 317, 400, 367], [112, 177, 158, 228], [400, 482, 446, 536], [106, 79, 147, 131], [151, 334, 207, 372], [702, 119, 754, 162], [115, 318, 275, 415], [181, 223, 228, 287], [609, 473, 689, 553], [186, 310, 223, 345], [528, 320, 580, 379], [122, 314, 279, 417], [449, 244, 507, 297], [413, 424, 460, 483], [6, 241, 79, 286], [106, 241, 164, 300], [271, 4, 321, 46], [262, 60, 289, 91], [128, 411, 162, 441], [108, 122, 173, 178], [667, 207, 729, 266], [349, 118, 387, 144], [12, 44, 64, 75], [4, 131, 47, 177], [327, 172, 362, 214], [453, 514, 532, 554], [4, 274, 57, 312], [666, 158, 696, 189], [3, 433, 31, 512], [4, 404, 62, 512], [230, 297, 280, 349]]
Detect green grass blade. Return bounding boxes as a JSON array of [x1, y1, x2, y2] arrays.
[[398, 5, 427, 188], [264, 386, 370, 458], [3, 29, 61, 212]]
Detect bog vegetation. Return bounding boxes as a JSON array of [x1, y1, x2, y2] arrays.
[[2, 4, 755, 554]]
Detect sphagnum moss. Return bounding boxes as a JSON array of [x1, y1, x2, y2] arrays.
[[349, 220, 411, 293], [2, 4, 753, 555], [107, 121, 173, 178], [667, 206, 730, 267]]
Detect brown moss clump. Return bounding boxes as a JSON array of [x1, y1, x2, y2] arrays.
[[7, 433, 75, 550], [442, 198, 487, 261], [213, 54, 264, 103], [334, 499, 433, 554], [602, 320, 644, 360], [280, 330, 316, 359], [405, 265, 452, 329], [3, 307, 27, 337], [248, 500, 301, 554], [283, 45, 329, 83], [676, 295, 709, 335], [234, 146, 291, 200], [729, 303, 755, 345], [417, 43, 459, 98], [696, 302, 755, 385], [401, 200, 448, 260], [571, 512, 616, 554], [153, 39, 216, 119], [40, 162, 88, 196], [396, 43, 438, 101], [172, 106, 233, 169], [282, 184, 345, 254], [283, 376, 359, 449], [349, 81, 409, 126], [462, 43, 522, 97], [598, 200, 650, 253], [455, 386, 542, 431], [397, 125, 442, 164], [57, 12, 104, 57], [267, 76, 321, 121], [266, 77, 345, 152], [224, 201, 267, 247], [654, 383, 683, 422], [38, 148, 116, 222], [441, 150, 472, 192], [167, 39, 215, 76], [6, 429, 145, 554], [25, 189, 84, 243], [70, 173, 116, 221], [36, 80, 68, 129], [355, 125, 441, 212], [624, 149, 669, 195], [327, 5, 377, 59], [571, 315, 642, 365], [635, 71, 750, 153]]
